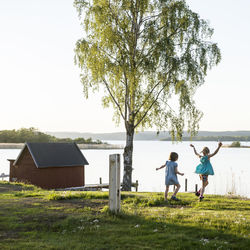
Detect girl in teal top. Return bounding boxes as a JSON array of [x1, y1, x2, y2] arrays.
[[190, 142, 222, 201]]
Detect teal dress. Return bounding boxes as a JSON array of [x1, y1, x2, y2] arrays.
[[195, 156, 214, 175]]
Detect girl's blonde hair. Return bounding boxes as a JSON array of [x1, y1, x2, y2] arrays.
[[169, 152, 178, 161], [202, 147, 210, 155]]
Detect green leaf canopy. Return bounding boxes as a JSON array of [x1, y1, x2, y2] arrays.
[[74, 0, 221, 139]]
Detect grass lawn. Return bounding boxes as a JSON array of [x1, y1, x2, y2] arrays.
[[0, 181, 249, 249]]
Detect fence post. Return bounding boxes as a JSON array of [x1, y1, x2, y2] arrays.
[[109, 154, 121, 213], [195, 184, 198, 193], [185, 178, 187, 192]]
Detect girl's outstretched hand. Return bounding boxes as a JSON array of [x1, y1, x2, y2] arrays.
[[218, 142, 222, 147]]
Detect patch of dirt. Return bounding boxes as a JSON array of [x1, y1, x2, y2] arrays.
[[0, 182, 36, 193], [0, 231, 20, 240], [0, 182, 108, 211], [0, 183, 109, 241], [57, 198, 108, 209], [0, 183, 25, 193]]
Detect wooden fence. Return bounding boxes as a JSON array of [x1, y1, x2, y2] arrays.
[[0, 173, 9, 181]]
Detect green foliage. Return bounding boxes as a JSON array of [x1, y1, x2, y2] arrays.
[[74, 0, 221, 190], [0, 128, 102, 144], [74, 0, 221, 139], [0, 127, 54, 143]]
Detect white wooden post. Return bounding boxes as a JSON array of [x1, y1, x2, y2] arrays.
[[109, 154, 121, 213]]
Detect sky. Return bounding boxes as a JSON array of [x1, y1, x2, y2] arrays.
[[0, 0, 250, 133]]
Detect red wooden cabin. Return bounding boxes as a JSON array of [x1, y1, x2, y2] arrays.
[[9, 142, 89, 189]]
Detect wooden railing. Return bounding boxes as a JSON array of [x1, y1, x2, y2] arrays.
[[0, 173, 9, 180], [62, 179, 139, 192]]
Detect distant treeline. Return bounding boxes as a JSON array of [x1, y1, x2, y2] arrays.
[[0, 128, 103, 144], [162, 136, 250, 141], [47, 130, 250, 141]]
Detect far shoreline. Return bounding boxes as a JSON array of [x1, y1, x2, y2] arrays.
[[0, 143, 124, 150], [222, 145, 250, 148]]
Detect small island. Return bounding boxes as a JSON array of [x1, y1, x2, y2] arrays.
[[222, 141, 250, 148]]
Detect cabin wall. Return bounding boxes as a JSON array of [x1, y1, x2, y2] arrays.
[[9, 159, 16, 182], [10, 148, 85, 189]]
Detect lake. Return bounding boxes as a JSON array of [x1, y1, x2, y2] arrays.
[[1, 141, 250, 198]]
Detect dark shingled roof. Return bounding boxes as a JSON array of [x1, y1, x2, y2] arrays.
[[14, 142, 89, 168]]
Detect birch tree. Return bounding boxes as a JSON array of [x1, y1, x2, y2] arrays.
[[74, 0, 221, 190]]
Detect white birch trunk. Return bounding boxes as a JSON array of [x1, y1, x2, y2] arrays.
[[122, 128, 134, 191]]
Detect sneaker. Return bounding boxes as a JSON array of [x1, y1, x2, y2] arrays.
[[199, 195, 204, 202], [171, 196, 180, 201], [195, 191, 200, 197]]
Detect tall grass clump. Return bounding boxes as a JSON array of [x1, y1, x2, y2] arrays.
[[14, 190, 43, 198], [47, 191, 109, 201]]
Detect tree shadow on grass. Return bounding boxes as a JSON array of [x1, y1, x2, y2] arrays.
[[106, 209, 250, 249], [0, 182, 249, 249]]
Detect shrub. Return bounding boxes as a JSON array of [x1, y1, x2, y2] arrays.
[[230, 141, 241, 147]]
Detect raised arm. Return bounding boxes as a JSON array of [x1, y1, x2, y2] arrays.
[[190, 144, 201, 157], [156, 164, 166, 171], [209, 142, 222, 158]]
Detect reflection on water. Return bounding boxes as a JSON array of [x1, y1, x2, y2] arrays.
[[1, 141, 250, 197]]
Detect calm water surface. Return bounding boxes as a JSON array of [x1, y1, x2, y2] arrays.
[[1, 141, 250, 197]]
